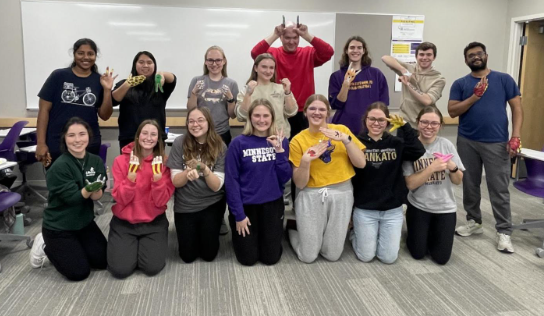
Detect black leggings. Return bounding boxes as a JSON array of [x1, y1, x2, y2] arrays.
[[229, 197, 284, 266], [406, 202, 456, 265], [288, 112, 308, 205], [42, 221, 107, 281], [174, 197, 226, 263]]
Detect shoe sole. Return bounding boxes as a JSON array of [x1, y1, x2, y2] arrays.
[[455, 229, 483, 237], [498, 248, 514, 254]]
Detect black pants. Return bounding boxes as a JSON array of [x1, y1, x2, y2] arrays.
[[174, 197, 226, 263], [107, 213, 169, 279], [219, 131, 232, 147], [229, 197, 284, 266], [42, 221, 107, 281], [406, 202, 456, 265]]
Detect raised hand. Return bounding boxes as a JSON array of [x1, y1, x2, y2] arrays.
[[344, 62, 361, 85], [473, 76, 488, 97], [319, 127, 348, 142], [221, 84, 233, 100], [100, 66, 118, 90], [280, 78, 291, 95], [126, 73, 146, 87], [294, 24, 309, 37], [274, 24, 285, 37], [267, 128, 285, 153], [192, 80, 205, 95], [246, 80, 258, 95], [387, 114, 405, 132], [155, 74, 164, 93], [152, 156, 163, 181], [128, 151, 139, 182], [85, 174, 105, 193], [433, 152, 454, 163]]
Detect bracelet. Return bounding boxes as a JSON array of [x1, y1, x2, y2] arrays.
[[284, 91, 292, 96], [226, 97, 235, 103], [449, 166, 459, 173]]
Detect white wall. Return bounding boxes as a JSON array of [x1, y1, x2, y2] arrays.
[[2, 0, 511, 117]]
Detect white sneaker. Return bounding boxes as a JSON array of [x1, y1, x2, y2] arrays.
[[496, 232, 515, 253], [30, 233, 47, 268], [455, 219, 483, 237]]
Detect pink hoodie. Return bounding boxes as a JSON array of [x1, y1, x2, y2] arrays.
[[112, 142, 174, 224]]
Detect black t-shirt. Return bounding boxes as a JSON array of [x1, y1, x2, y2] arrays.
[[38, 68, 103, 156], [113, 75, 177, 142]]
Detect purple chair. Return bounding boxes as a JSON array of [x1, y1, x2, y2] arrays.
[[0, 121, 28, 161], [0, 191, 33, 272]]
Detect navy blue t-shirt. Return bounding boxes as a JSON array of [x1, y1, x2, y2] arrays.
[[449, 70, 520, 143], [38, 68, 103, 156]]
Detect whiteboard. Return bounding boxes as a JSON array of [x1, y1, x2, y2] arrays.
[[21, 1, 336, 110]]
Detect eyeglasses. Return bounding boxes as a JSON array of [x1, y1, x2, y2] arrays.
[[188, 118, 207, 125], [467, 51, 486, 60], [418, 120, 441, 128], [307, 106, 327, 113], [205, 58, 224, 65], [367, 117, 387, 125]]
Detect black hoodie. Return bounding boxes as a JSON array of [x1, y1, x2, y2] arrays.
[[352, 124, 425, 211]]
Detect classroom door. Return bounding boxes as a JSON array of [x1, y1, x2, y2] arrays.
[[519, 21, 544, 150]]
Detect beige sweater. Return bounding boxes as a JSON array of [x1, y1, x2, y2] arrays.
[[398, 61, 446, 125]]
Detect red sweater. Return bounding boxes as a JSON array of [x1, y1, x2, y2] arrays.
[[251, 37, 334, 111], [112, 142, 175, 224]]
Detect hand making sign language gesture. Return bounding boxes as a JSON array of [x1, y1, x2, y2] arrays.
[[266, 128, 285, 153]]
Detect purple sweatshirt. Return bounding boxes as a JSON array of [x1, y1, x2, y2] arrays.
[[225, 135, 291, 221], [328, 65, 389, 135]]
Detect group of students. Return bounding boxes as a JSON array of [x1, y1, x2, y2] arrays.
[[27, 20, 522, 281]]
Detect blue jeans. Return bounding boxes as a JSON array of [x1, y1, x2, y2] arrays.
[[351, 206, 404, 264]]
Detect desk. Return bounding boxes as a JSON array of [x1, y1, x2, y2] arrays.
[[515, 148, 544, 181], [0, 161, 17, 170], [165, 133, 182, 145], [0, 128, 36, 138]]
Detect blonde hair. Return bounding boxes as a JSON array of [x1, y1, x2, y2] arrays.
[[303, 94, 332, 117], [242, 99, 278, 137], [203, 46, 228, 77]]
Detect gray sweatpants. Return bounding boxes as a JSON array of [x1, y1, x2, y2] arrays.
[[457, 136, 512, 234], [289, 180, 353, 263]]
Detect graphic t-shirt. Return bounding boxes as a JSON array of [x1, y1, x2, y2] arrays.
[[38, 68, 103, 155]]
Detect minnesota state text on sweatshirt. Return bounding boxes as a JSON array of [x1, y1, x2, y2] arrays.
[[352, 124, 425, 211], [112, 142, 175, 224], [225, 135, 291, 221]]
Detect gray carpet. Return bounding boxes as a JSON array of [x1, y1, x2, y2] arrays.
[[1, 181, 544, 316]]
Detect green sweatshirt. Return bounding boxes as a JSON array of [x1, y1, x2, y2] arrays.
[[43, 152, 106, 231]]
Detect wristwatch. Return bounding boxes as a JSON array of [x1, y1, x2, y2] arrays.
[[343, 135, 352, 145], [226, 97, 235, 103], [449, 166, 459, 173]]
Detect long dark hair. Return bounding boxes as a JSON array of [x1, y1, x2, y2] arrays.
[[126, 51, 158, 101], [182, 107, 224, 168], [340, 36, 372, 68], [59, 117, 93, 153], [70, 38, 99, 73]]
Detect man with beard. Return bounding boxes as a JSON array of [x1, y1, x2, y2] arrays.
[[448, 42, 523, 253]]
